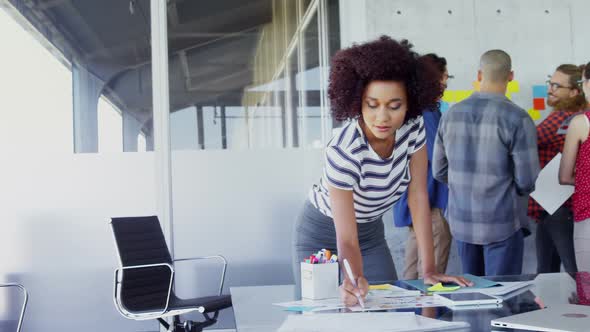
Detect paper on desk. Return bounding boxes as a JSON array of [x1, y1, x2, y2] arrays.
[[277, 312, 470, 332], [348, 295, 446, 312], [277, 295, 445, 313], [531, 153, 574, 215], [274, 285, 421, 312], [274, 298, 346, 312], [368, 284, 421, 297]]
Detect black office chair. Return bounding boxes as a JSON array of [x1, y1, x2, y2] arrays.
[[0, 283, 28, 332], [110, 216, 232, 332]]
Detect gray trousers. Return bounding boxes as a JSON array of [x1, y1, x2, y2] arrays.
[[536, 205, 578, 274], [292, 201, 398, 296]]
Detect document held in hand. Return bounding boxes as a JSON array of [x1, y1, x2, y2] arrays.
[[530, 153, 574, 215]]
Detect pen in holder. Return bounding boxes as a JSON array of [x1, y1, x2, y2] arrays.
[[300, 249, 339, 300]]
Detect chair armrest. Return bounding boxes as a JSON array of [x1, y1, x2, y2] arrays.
[[113, 263, 174, 316], [173, 255, 227, 296], [0, 284, 28, 332]]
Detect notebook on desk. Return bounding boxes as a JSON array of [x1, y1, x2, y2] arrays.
[[491, 304, 590, 332], [402, 273, 501, 292]]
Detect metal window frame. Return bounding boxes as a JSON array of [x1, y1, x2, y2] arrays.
[[317, 0, 332, 144], [266, 0, 333, 149], [150, 0, 174, 261]]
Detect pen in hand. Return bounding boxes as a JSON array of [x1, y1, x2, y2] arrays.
[[343, 258, 365, 309]]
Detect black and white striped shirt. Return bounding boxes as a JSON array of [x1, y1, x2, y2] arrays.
[[308, 117, 426, 222]]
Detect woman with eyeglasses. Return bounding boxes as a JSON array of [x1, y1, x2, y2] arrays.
[[291, 36, 471, 307], [559, 62, 590, 272]]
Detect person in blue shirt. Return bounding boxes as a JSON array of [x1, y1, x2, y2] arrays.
[[393, 53, 452, 280]]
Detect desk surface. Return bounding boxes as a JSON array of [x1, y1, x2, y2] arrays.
[[230, 273, 578, 332]]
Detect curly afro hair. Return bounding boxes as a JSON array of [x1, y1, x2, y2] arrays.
[[422, 53, 448, 75], [328, 36, 443, 122]]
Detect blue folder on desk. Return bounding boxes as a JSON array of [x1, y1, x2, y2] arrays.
[[402, 274, 501, 292]]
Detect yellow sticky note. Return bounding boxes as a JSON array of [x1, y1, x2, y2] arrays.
[[528, 108, 541, 121], [369, 284, 394, 290], [442, 90, 455, 103], [427, 282, 460, 292], [507, 80, 520, 93], [455, 90, 473, 102]]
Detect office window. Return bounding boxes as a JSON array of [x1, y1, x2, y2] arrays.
[[0, 6, 72, 153], [284, 0, 299, 46], [97, 96, 123, 153], [298, 11, 322, 148], [6, 0, 155, 153], [170, 106, 199, 150], [166, 0, 339, 150]]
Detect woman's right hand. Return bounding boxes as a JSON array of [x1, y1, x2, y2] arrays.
[[340, 275, 369, 307]]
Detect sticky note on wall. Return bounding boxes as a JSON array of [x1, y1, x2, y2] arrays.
[[533, 98, 546, 110], [442, 90, 474, 104], [507, 80, 520, 93], [528, 108, 541, 121], [455, 90, 473, 102], [533, 85, 548, 98], [442, 90, 456, 103]]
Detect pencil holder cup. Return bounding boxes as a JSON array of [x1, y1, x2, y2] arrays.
[[300, 262, 339, 300]]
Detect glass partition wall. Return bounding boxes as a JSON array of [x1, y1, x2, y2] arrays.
[[164, 1, 340, 329], [166, 0, 339, 151]]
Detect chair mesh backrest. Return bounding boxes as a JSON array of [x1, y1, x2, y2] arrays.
[[111, 216, 173, 312]]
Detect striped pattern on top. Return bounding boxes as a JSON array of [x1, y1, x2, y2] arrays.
[[308, 117, 426, 223]]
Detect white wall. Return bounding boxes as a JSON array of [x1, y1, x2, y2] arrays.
[[341, 0, 590, 120], [170, 149, 323, 328], [0, 153, 157, 331]]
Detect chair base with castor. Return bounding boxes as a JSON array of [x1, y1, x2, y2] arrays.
[[158, 312, 220, 332]]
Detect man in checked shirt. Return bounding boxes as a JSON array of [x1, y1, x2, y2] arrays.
[[433, 50, 540, 276], [528, 64, 588, 274]]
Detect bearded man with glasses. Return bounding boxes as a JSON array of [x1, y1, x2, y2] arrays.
[[528, 64, 589, 275]]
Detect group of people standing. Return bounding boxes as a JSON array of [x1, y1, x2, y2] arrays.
[[291, 35, 590, 306]]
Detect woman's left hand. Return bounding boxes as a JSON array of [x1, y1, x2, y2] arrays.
[[423, 272, 473, 287]]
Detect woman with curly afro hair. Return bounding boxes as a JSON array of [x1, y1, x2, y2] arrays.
[[293, 36, 471, 307]]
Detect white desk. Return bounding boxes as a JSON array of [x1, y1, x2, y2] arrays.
[[230, 273, 578, 332]]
